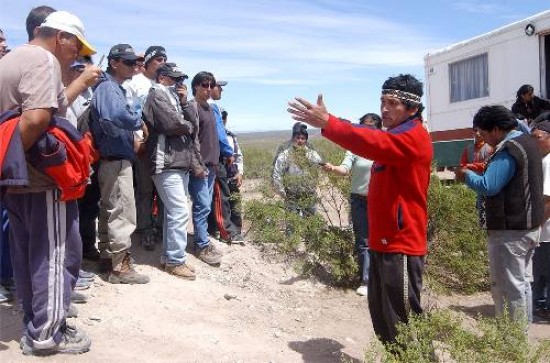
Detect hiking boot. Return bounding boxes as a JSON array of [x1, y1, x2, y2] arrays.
[[160, 261, 196, 272], [20, 325, 91, 356], [165, 263, 196, 280], [197, 244, 222, 266], [109, 252, 150, 284], [141, 234, 155, 251]]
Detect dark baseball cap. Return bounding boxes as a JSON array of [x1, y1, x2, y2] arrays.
[[216, 80, 228, 87], [108, 43, 139, 61], [156, 64, 187, 79]]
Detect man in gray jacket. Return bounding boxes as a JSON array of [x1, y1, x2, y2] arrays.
[[143, 64, 205, 279]]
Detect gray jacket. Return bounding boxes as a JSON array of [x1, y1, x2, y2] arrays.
[[142, 84, 205, 176]]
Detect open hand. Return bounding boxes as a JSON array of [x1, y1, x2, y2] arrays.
[[287, 94, 329, 129]]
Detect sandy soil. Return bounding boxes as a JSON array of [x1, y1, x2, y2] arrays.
[[1, 179, 549, 362]]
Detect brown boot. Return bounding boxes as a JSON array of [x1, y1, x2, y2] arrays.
[[161, 261, 196, 272], [165, 263, 196, 280], [109, 252, 150, 284]]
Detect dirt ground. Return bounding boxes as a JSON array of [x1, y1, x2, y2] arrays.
[[1, 180, 550, 362]]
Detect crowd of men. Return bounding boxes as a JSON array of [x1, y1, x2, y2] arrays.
[[3, 4, 550, 360], [0, 6, 244, 356]]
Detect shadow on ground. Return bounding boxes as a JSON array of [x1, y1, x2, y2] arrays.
[[288, 337, 362, 363]]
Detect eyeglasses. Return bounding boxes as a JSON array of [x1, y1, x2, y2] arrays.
[[122, 59, 137, 67], [200, 83, 215, 89]]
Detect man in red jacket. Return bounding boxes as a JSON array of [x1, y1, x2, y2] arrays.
[[288, 74, 432, 345]]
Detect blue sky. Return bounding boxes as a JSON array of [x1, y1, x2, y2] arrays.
[[1, 1, 548, 132]]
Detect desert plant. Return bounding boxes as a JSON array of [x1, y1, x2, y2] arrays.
[[365, 309, 550, 362], [426, 176, 489, 294]]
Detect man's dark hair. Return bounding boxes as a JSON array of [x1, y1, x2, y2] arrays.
[[473, 105, 518, 132], [26, 5, 56, 41], [516, 84, 534, 99], [359, 112, 382, 129], [221, 110, 228, 121], [382, 74, 424, 118], [191, 71, 215, 96]]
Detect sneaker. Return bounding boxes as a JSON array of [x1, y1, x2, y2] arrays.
[[165, 263, 196, 280], [74, 278, 91, 291], [230, 233, 245, 245], [0, 284, 13, 303], [20, 325, 91, 356], [197, 244, 222, 266], [109, 252, 150, 284], [356, 285, 368, 297], [71, 291, 88, 304], [78, 270, 96, 281], [67, 304, 78, 318], [141, 234, 155, 251]]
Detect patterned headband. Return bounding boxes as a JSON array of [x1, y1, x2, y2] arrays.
[[381, 89, 421, 104]]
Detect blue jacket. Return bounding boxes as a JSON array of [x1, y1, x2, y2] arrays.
[[90, 72, 143, 160], [211, 103, 234, 158]]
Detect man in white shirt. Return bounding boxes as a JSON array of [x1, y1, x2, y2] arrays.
[[124, 45, 167, 251]]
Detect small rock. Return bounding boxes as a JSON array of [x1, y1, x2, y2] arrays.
[[273, 330, 282, 338], [345, 337, 356, 344], [224, 293, 237, 300], [89, 316, 101, 322]]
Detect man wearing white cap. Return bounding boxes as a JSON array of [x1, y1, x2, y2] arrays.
[[0, 10, 95, 355]]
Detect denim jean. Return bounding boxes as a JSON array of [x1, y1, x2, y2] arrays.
[[152, 170, 190, 265], [351, 194, 369, 285], [188, 166, 216, 249], [487, 228, 539, 324]]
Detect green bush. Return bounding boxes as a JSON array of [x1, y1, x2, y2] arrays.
[[427, 177, 489, 294], [365, 310, 550, 362]]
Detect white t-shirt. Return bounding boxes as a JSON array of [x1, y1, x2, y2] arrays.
[[540, 153, 550, 242], [123, 73, 155, 140]]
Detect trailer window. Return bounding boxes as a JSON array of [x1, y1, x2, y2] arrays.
[[449, 53, 488, 102]]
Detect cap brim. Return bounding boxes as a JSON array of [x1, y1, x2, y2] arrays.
[[120, 54, 140, 61], [168, 72, 188, 79], [76, 34, 96, 56]]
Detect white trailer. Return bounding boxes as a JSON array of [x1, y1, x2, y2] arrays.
[[424, 10, 550, 167]]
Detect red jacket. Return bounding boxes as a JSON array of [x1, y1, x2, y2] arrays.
[[0, 110, 97, 201], [322, 115, 432, 255]]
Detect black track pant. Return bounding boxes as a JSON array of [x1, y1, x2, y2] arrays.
[[368, 251, 425, 345]]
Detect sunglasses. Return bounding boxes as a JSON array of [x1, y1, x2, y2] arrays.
[[122, 59, 137, 67], [200, 83, 215, 89]]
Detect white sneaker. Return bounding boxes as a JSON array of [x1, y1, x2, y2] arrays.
[[356, 285, 368, 297]]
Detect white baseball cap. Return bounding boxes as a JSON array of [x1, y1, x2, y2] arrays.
[[41, 11, 96, 56]]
